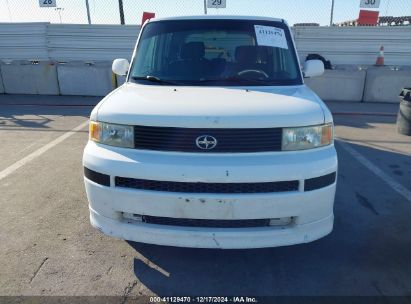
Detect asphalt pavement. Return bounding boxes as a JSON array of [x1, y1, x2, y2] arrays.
[[0, 95, 411, 299]]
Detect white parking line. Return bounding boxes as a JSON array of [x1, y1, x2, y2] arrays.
[[337, 139, 411, 203], [0, 120, 89, 181]]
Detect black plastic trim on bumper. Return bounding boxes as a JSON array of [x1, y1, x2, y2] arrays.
[[142, 216, 271, 228], [84, 167, 110, 187], [86, 168, 336, 193], [304, 172, 336, 191], [115, 177, 299, 194]]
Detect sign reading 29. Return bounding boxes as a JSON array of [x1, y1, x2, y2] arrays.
[[207, 0, 227, 8]]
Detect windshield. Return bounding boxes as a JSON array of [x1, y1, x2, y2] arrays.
[[129, 19, 302, 86]]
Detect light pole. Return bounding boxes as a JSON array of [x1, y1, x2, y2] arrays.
[[204, 0, 207, 15], [118, 0, 125, 25], [330, 0, 335, 26], [85, 0, 91, 24]]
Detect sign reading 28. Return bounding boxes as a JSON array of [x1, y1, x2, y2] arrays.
[[39, 0, 57, 7]]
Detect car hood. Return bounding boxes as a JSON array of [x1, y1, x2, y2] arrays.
[[95, 83, 328, 128]]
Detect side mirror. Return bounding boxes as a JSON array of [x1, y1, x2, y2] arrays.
[[303, 60, 325, 78], [112, 58, 129, 76]]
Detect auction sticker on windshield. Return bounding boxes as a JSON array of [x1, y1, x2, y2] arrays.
[[254, 25, 288, 49]]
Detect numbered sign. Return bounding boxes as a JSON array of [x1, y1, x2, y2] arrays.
[[207, 0, 226, 9], [39, 0, 56, 7], [360, 0, 380, 9]]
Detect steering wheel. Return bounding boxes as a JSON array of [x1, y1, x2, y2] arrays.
[[237, 69, 269, 79]]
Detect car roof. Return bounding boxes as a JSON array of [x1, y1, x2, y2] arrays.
[[150, 15, 285, 24]]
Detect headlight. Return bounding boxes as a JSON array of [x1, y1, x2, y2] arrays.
[[282, 123, 333, 151], [89, 121, 134, 148]]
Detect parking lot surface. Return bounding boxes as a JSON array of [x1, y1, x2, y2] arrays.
[[0, 95, 411, 298]]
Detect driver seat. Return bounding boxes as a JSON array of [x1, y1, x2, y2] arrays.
[[233, 45, 269, 75]]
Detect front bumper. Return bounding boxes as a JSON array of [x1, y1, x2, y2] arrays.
[[83, 141, 338, 249]]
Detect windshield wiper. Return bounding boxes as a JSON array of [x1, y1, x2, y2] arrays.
[[131, 75, 180, 86]]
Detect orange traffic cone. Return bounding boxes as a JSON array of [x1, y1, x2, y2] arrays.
[[375, 46, 385, 66]]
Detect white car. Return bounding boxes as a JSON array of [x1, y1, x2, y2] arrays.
[[83, 15, 337, 249]]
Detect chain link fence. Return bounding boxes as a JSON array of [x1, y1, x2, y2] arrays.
[[0, 0, 410, 26]]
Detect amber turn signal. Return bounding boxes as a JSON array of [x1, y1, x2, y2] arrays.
[[89, 121, 101, 142]]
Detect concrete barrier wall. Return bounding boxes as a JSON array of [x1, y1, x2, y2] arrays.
[[0, 61, 409, 101], [0, 61, 59, 95], [305, 69, 366, 102], [57, 61, 113, 96], [306, 67, 410, 103], [364, 68, 411, 103]]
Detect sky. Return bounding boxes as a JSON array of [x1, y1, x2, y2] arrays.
[[0, 0, 409, 26]]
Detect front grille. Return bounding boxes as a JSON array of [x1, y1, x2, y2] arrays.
[[134, 125, 282, 153], [115, 177, 299, 194], [142, 215, 271, 228]]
